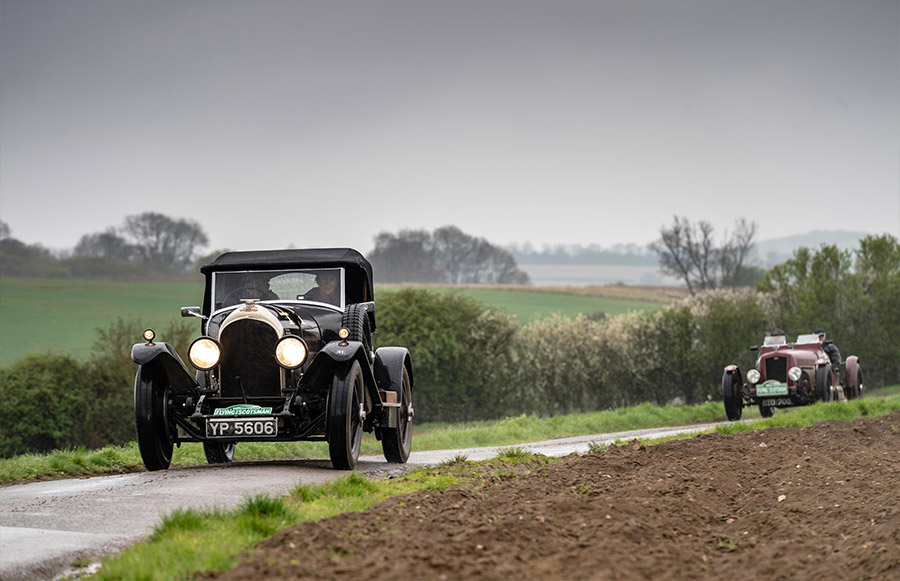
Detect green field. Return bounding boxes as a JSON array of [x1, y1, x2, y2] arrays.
[[0, 278, 661, 366]]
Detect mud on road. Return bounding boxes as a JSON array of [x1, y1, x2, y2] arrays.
[[209, 412, 900, 580]]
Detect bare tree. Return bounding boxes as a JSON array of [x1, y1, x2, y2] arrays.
[[651, 216, 758, 294], [123, 212, 209, 268]]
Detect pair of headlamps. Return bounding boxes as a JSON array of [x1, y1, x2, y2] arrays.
[[187, 335, 308, 370], [745, 367, 802, 384]]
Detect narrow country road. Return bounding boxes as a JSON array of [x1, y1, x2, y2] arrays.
[[0, 420, 741, 581]]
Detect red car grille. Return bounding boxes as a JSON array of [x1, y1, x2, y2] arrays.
[[765, 357, 787, 382]]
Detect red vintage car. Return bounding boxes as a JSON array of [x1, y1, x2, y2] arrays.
[[722, 333, 863, 421]]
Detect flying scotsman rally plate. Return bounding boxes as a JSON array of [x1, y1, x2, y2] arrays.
[[756, 380, 789, 397]]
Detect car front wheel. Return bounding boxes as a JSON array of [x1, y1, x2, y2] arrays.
[[815, 366, 834, 403], [134, 365, 174, 471], [327, 360, 364, 470], [722, 370, 743, 421]]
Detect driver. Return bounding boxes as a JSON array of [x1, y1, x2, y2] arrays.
[[231, 272, 277, 302], [814, 328, 842, 377], [304, 271, 340, 306]]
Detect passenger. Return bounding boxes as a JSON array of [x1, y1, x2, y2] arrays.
[[814, 328, 842, 377], [304, 271, 341, 306]]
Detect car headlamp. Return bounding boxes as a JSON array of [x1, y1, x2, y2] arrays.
[[275, 336, 308, 369], [746, 369, 760, 384], [189, 337, 221, 370], [788, 367, 802, 382]]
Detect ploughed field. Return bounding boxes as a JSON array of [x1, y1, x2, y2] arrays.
[[207, 412, 899, 580]]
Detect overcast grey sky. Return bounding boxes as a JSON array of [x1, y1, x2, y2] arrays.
[[1, 0, 897, 254]]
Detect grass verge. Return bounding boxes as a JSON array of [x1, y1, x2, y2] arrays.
[[88, 453, 553, 580], [2, 386, 897, 486]]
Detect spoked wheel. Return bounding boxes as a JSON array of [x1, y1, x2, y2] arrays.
[[203, 441, 235, 464], [328, 360, 364, 470], [758, 403, 775, 418], [134, 365, 174, 471], [722, 371, 743, 421], [816, 366, 834, 403], [382, 366, 413, 463]]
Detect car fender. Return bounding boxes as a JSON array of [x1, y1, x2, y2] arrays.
[[374, 347, 414, 393], [309, 341, 379, 407], [724, 364, 738, 373], [131, 342, 197, 393], [844, 355, 859, 387], [374, 348, 413, 428]]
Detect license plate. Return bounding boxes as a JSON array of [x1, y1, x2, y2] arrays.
[[761, 397, 793, 407], [206, 417, 277, 438]]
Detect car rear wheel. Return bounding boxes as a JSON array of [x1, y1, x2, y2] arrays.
[[722, 371, 743, 421], [203, 442, 235, 464], [815, 366, 834, 403], [134, 365, 174, 471], [758, 403, 775, 418], [328, 360, 363, 470], [381, 366, 413, 463]]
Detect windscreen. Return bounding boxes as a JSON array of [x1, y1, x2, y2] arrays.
[[795, 334, 819, 344], [211, 268, 344, 311], [763, 335, 786, 346]]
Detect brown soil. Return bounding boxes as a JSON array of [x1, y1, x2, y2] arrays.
[[210, 413, 900, 580]]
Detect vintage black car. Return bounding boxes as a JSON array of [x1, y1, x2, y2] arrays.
[[132, 248, 414, 471]]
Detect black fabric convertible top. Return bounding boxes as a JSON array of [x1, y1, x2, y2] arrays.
[[200, 248, 374, 305]]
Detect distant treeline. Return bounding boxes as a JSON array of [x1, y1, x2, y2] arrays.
[[369, 226, 531, 284], [0, 213, 215, 280], [507, 242, 657, 266], [1, 217, 530, 285]]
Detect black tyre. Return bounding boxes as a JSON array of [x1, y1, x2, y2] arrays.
[[134, 365, 174, 471], [815, 366, 834, 403], [342, 304, 373, 358], [758, 403, 775, 418], [722, 371, 743, 421], [381, 366, 413, 463], [203, 441, 235, 464], [856, 367, 864, 399], [328, 360, 364, 470]]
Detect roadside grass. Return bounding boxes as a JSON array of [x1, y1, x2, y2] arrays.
[[2, 386, 897, 486], [88, 393, 900, 581], [90, 455, 546, 581]]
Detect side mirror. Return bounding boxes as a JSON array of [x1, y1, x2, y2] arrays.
[[181, 306, 205, 319], [749, 346, 759, 351]]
